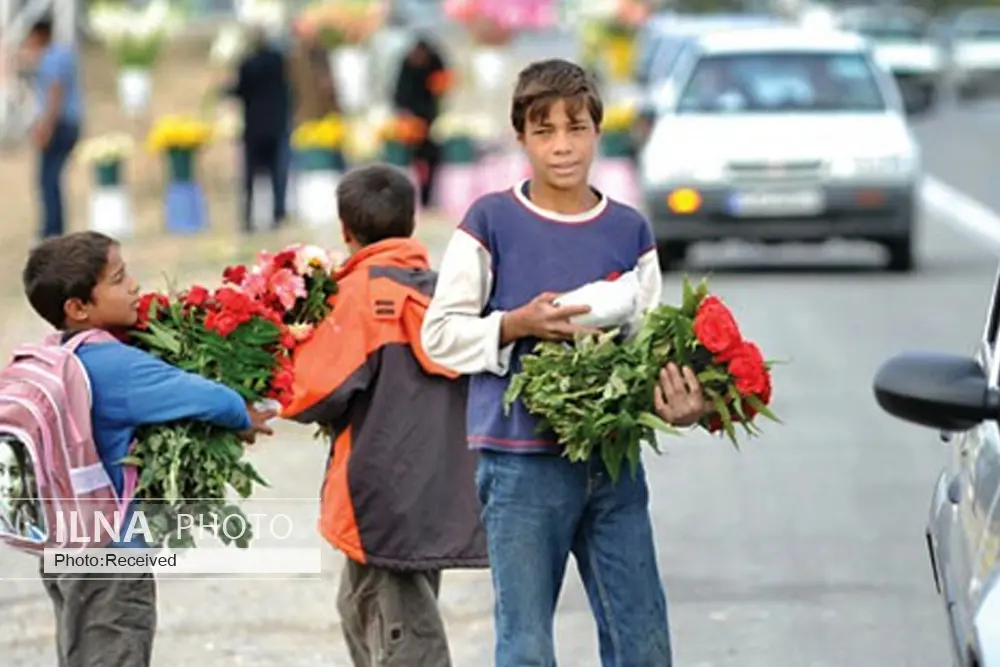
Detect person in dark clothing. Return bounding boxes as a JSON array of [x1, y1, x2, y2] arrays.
[[225, 27, 291, 232], [393, 37, 448, 207]]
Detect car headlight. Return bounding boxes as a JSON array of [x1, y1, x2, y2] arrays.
[[828, 155, 914, 178], [973, 568, 1000, 666]]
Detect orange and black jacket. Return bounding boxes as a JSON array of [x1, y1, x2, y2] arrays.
[[283, 237, 488, 570]]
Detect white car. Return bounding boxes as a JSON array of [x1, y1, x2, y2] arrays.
[[836, 6, 944, 113], [942, 8, 1000, 101], [639, 26, 922, 272]]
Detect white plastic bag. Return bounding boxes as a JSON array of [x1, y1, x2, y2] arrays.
[[554, 271, 640, 329]]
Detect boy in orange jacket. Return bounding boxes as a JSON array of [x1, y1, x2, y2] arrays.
[[282, 164, 487, 666]]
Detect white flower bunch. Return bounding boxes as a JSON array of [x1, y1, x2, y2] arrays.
[[210, 24, 248, 65], [88, 0, 182, 69], [430, 113, 495, 142], [76, 133, 135, 165]]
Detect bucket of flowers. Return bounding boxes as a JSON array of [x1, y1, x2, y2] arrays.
[[76, 133, 136, 238], [88, 0, 182, 118], [430, 112, 493, 218], [146, 115, 214, 234], [291, 114, 349, 228]]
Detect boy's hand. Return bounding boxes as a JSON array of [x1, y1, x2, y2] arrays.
[[501, 292, 600, 344], [653, 363, 708, 427], [239, 404, 278, 444]]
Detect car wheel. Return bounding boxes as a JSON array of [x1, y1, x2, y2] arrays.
[[884, 236, 915, 273], [657, 243, 688, 271]]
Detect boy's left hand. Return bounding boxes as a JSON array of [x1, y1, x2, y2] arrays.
[[239, 404, 278, 444], [653, 363, 707, 427]]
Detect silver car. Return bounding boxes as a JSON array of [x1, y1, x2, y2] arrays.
[[874, 265, 1000, 667], [639, 26, 923, 272]]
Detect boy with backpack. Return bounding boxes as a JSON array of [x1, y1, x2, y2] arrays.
[[420, 59, 707, 666], [12, 231, 275, 667], [281, 164, 487, 667]]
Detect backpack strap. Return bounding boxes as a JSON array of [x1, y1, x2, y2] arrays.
[[43, 329, 118, 352]]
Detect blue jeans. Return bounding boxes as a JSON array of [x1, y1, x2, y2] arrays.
[[476, 450, 671, 667], [38, 121, 80, 238]]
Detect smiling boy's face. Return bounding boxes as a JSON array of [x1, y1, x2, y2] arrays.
[[520, 97, 598, 192], [64, 244, 141, 331]]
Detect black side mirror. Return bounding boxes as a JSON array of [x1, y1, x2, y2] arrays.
[[872, 351, 999, 431]]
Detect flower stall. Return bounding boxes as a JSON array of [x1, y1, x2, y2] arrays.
[[290, 114, 348, 228], [593, 102, 640, 206], [76, 133, 136, 238], [431, 112, 493, 218], [147, 115, 214, 234], [88, 0, 181, 118], [298, 0, 387, 115]]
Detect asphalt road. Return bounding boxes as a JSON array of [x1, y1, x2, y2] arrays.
[[3, 101, 1000, 666]]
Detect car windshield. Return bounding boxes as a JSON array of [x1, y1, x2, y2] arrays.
[[676, 52, 886, 114]]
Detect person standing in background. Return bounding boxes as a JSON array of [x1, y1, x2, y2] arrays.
[[393, 37, 449, 207], [224, 26, 291, 233], [287, 20, 339, 125], [22, 17, 82, 240]]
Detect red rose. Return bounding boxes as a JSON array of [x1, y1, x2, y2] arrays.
[[727, 341, 768, 397], [136, 292, 169, 329], [280, 332, 297, 350], [205, 310, 242, 337], [692, 296, 742, 356], [184, 285, 209, 308], [222, 265, 247, 285]]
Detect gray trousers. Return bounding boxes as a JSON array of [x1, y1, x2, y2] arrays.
[[40, 563, 157, 667], [337, 558, 452, 667]]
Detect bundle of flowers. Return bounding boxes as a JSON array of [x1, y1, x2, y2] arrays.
[[88, 0, 182, 70], [442, 0, 512, 45], [293, 116, 349, 171], [379, 115, 428, 166], [600, 103, 638, 157], [299, 0, 387, 49], [122, 244, 340, 548], [430, 112, 492, 164], [76, 132, 134, 166], [77, 132, 135, 188], [147, 115, 214, 153], [504, 277, 780, 482], [209, 24, 248, 66]]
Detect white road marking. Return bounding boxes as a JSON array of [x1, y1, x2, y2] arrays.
[[921, 175, 1000, 248]]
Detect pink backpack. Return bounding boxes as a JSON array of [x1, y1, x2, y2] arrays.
[[0, 330, 137, 553]]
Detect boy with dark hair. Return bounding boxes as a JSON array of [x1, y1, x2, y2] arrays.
[[21, 231, 275, 667], [22, 15, 82, 238], [421, 59, 707, 666], [282, 164, 487, 667]]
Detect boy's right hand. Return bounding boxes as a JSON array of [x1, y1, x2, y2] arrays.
[[501, 292, 600, 344], [239, 404, 278, 444]]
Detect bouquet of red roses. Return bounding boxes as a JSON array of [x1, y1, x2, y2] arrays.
[[121, 244, 339, 548], [504, 277, 780, 481]]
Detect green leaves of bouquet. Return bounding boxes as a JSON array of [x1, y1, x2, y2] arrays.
[[504, 277, 780, 483]]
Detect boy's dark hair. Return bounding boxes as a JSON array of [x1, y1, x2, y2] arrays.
[[28, 17, 53, 41], [511, 59, 603, 135], [337, 164, 416, 245], [22, 232, 117, 330]]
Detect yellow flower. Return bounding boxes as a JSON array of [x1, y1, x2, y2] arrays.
[[147, 115, 214, 152], [291, 114, 346, 150], [602, 103, 637, 133]]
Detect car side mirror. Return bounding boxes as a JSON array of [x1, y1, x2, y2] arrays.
[[872, 351, 999, 431]]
